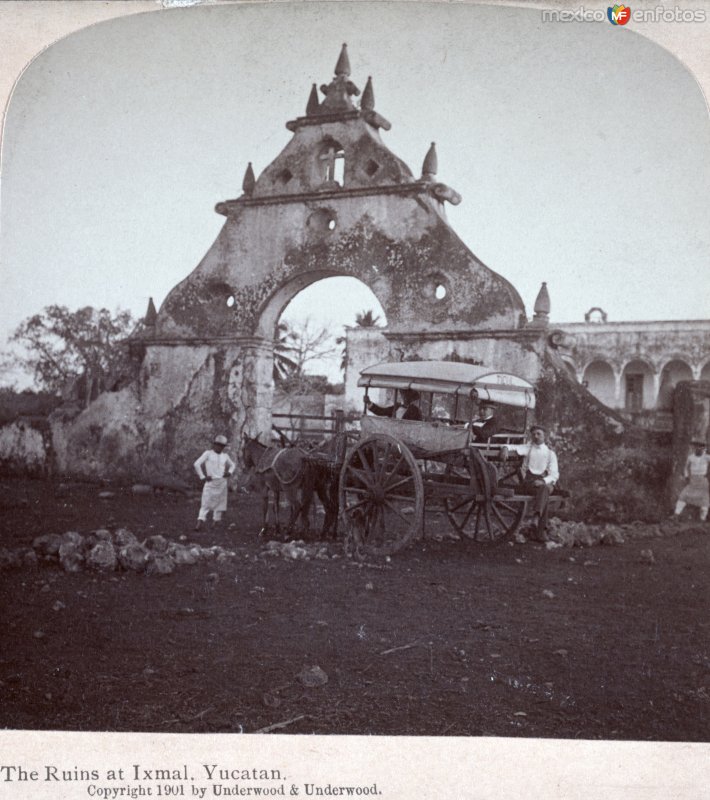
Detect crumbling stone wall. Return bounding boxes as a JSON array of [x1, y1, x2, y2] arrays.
[[0, 418, 53, 478], [535, 352, 672, 522]]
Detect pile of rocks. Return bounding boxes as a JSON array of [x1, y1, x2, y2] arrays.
[[0, 528, 237, 575], [260, 539, 335, 561], [521, 517, 706, 549]]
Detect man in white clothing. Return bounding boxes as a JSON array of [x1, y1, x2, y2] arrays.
[[519, 425, 559, 536], [193, 434, 236, 530], [673, 440, 709, 521]]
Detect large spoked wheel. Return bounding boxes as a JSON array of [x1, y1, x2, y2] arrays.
[[442, 457, 527, 544], [339, 434, 424, 556], [443, 494, 527, 544]]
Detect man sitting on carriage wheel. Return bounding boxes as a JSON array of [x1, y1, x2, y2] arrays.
[[365, 388, 423, 421], [519, 425, 559, 537]]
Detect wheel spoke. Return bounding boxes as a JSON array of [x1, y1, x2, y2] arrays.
[[383, 499, 412, 526], [372, 505, 385, 546], [359, 444, 376, 475], [384, 474, 414, 494], [374, 441, 391, 482], [344, 496, 371, 514], [344, 485, 372, 495], [346, 465, 375, 489], [473, 504, 482, 540], [458, 501, 476, 529], [382, 454, 406, 486], [447, 496, 472, 514], [492, 503, 511, 531], [483, 507, 494, 542]]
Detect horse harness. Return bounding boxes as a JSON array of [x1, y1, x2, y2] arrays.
[[255, 446, 306, 486]]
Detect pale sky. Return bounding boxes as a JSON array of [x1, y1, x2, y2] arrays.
[[1, 2, 709, 386]]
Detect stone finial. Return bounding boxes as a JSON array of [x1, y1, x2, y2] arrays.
[[242, 162, 256, 196], [422, 142, 438, 180], [144, 297, 157, 326], [335, 43, 351, 77], [306, 84, 320, 116], [318, 44, 359, 113], [361, 76, 391, 131], [361, 76, 375, 111], [532, 282, 551, 327]]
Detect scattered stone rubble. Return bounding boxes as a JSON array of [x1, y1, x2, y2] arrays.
[[516, 517, 708, 549], [0, 527, 238, 575], [260, 540, 336, 561]]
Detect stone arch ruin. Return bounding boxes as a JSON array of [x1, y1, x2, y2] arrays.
[[49, 44, 675, 496], [51, 44, 555, 480]]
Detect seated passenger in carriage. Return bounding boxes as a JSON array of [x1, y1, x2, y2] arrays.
[[468, 400, 500, 442], [365, 388, 423, 421], [518, 425, 559, 534]]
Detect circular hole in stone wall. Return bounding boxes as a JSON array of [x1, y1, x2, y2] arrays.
[[226, 296, 235, 308], [307, 208, 337, 234], [435, 284, 447, 300]]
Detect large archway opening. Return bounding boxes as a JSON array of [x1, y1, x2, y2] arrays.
[[268, 275, 387, 439]]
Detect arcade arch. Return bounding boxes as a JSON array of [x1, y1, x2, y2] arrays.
[[582, 360, 615, 407], [657, 359, 693, 410], [622, 359, 655, 412]]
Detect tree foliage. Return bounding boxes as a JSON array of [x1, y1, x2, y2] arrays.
[[337, 308, 384, 375], [5, 305, 136, 396], [273, 321, 298, 384], [354, 309, 381, 328], [274, 318, 339, 391]]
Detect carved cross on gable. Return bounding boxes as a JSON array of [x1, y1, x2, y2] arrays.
[[319, 143, 344, 184]]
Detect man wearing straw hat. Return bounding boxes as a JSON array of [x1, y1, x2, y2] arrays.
[[193, 434, 236, 531], [673, 440, 709, 522]]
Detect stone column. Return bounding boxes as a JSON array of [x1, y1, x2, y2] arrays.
[[613, 369, 623, 409], [226, 337, 274, 447], [651, 371, 661, 410]]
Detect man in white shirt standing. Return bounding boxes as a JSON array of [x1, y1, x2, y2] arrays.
[[193, 434, 236, 531], [519, 425, 559, 537], [673, 440, 709, 521]]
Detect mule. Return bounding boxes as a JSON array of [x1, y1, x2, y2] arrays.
[[241, 433, 338, 539]]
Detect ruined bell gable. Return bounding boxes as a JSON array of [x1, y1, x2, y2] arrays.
[[23, 45, 615, 484], [152, 43, 525, 346]]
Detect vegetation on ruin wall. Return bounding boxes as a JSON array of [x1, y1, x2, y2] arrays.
[[0, 388, 61, 425], [536, 357, 671, 523]]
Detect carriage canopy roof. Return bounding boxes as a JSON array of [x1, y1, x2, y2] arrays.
[[357, 361, 536, 409]]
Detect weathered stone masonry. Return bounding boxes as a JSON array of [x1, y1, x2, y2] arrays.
[[2, 45, 701, 518], [46, 45, 548, 482]]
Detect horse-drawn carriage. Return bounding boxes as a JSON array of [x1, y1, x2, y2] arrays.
[[247, 360, 566, 555], [338, 360, 553, 556]]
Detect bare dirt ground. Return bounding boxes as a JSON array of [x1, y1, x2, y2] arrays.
[[1, 477, 709, 740]]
